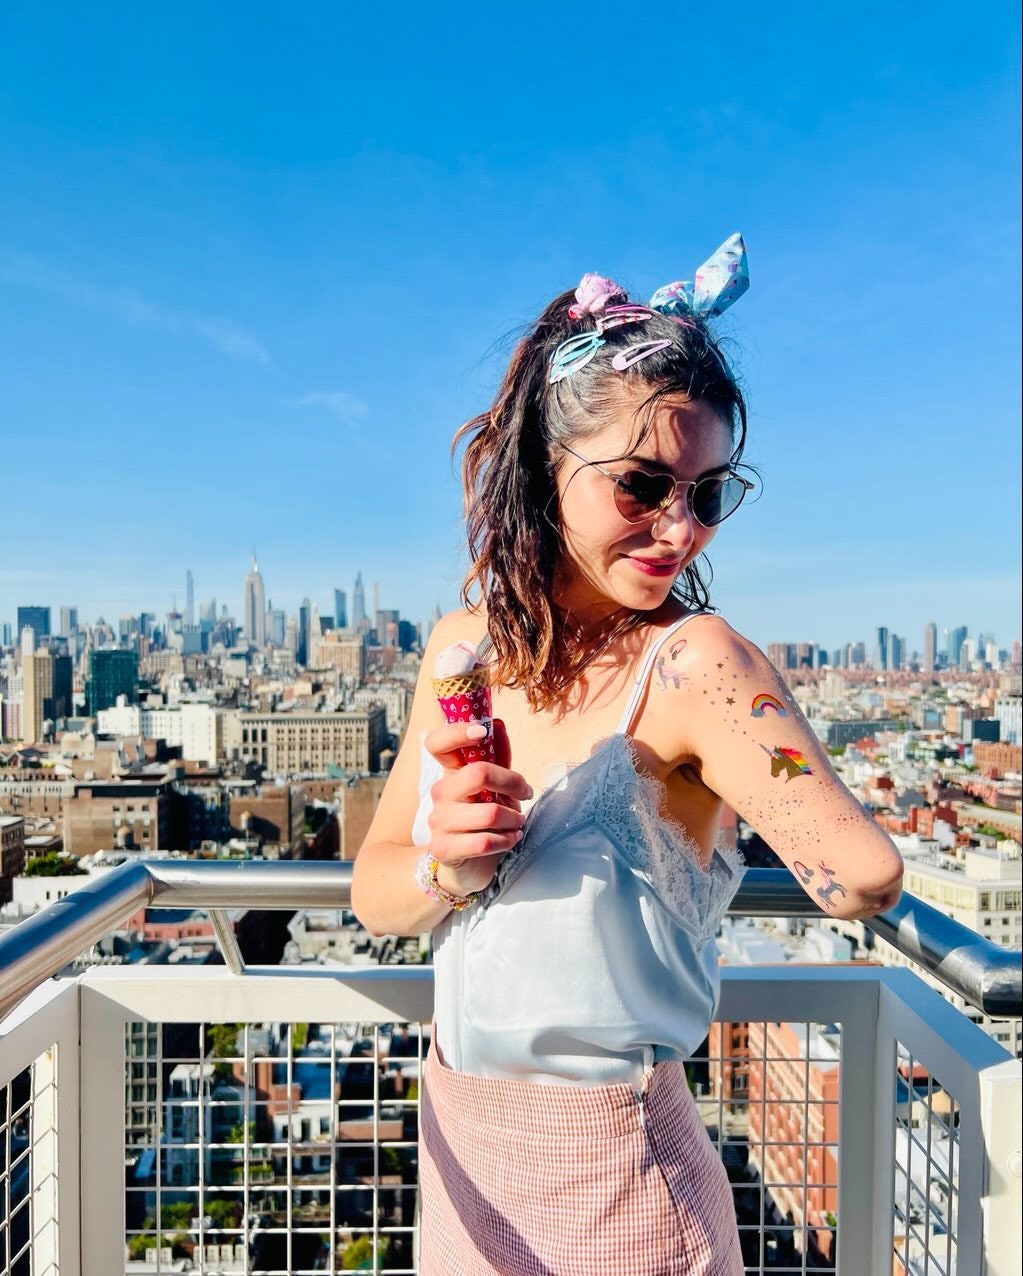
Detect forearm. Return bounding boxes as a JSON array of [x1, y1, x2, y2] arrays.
[[350, 841, 454, 937]]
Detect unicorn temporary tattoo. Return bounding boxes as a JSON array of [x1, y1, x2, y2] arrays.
[[814, 863, 848, 910], [761, 745, 814, 781], [655, 656, 685, 690], [655, 639, 688, 691]]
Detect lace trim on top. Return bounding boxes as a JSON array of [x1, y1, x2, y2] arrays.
[[488, 733, 745, 949]]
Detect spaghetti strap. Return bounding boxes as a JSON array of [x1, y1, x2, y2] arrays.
[[615, 613, 705, 737]]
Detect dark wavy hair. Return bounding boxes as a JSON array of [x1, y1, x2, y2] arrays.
[[454, 285, 749, 709]]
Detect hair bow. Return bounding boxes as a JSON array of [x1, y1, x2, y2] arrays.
[[568, 273, 625, 319], [649, 233, 749, 320]]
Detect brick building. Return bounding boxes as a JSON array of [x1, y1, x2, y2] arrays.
[[224, 707, 387, 774], [64, 779, 172, 855], [336, 774, 390, 860], [972, 741, 1023, 777], [0, 814, 27, 903], [228, 784, 306, 858]]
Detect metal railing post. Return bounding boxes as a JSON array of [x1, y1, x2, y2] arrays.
[[979, 1059, 1023, 1276]]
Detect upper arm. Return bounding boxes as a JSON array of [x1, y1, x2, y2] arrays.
[[359, 609, 484, 852], [669, 618, 903, 915]]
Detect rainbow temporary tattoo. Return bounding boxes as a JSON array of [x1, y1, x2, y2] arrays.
[[751, 693, 788, 718], [762, 745, 814, 781]]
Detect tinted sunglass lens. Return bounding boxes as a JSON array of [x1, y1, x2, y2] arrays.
[[693, 476, 745, 526], [614, 471, 675, 521]]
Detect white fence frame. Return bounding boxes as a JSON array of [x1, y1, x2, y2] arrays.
[[1, 963, 1019, 1276]]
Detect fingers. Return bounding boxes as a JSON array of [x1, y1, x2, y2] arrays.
[[425, 720, 494, 768], [428, 790, 527, 861], [436, 761, 531, 806], [430, 824, 524, 862], [430, 798, 525, 835], [425, 720, 532, 806]]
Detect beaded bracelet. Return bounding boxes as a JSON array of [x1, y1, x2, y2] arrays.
[[414, 852, 481, 912]]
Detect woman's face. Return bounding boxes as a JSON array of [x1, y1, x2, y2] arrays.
[[552, 390, 734, 620]]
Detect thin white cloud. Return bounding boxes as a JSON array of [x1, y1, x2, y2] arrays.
[[295, 391, 369, 425], [0, 251, 271, 365]]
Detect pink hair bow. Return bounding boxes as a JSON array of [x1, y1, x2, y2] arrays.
[[567, 273, 625, 319]]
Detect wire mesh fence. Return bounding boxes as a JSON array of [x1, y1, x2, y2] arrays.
[[118, 1017, 913, 1275]]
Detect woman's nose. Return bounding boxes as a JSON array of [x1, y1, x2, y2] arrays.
[[650, 492, 698, 547]]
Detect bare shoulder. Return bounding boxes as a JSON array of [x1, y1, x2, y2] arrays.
[[662, 613, 771, 677], [645, 615, 793, 748], [421, 607, 489, 661]]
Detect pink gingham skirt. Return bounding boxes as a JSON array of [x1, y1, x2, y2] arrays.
[[419, 1050, 743, 1275]]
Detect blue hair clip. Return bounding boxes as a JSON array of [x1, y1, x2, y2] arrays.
[[649, 233, 749, 320], [549, 331, 606, 384]]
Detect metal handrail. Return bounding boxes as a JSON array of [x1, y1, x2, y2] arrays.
[[0, 860, 1020, 1022]]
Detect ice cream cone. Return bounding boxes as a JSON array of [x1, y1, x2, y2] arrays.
[[433, 648, 496, 802]]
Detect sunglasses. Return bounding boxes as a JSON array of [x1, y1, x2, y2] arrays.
[[563, 444, 754, 528]]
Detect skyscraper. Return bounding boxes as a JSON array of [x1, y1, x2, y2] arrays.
[[376, 610, 400, 646], [17, 606, 50, 644], [51, 654, 73, 719], [889, 634, 905, 671], [298, 598, 312, 666], [352, 573, 367, 629], [59, 606, 79, 636], [309, 604, 323, 665], [923, 622, 937, 674], [334, 588, 348, 630], [947, 626, 968, 667], [243, 556, 267, 649], [185, 570, 195, 627], [86, 649, 139, 715], [21, 648, 53, 743], [267, 604, 286, 647], [875, 627, 889, 672]]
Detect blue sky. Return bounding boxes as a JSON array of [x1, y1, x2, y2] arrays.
[[1, 1, 1020, 653]]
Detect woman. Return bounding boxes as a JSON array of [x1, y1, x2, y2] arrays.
[[352, 235, 904, 1275]]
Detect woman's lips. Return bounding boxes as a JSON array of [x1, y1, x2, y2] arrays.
[[626, 556, 683, 577]]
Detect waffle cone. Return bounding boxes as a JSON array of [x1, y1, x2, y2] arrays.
[[431, 668, 490, 699]]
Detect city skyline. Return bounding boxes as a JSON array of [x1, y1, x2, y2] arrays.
[[3, 557, 1019, 661], [1, 5, 1019, 652]]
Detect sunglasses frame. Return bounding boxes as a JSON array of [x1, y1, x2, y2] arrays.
[[562, 444, 754, 528]]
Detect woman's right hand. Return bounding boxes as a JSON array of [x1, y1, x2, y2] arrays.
[[424, 718, 532, 898]]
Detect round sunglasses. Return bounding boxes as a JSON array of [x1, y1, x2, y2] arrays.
[[562, 444, 754, 528]]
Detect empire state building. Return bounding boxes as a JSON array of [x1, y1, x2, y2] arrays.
[[243, 555, 267, 649]]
